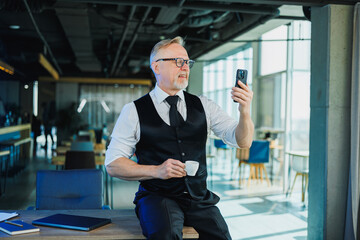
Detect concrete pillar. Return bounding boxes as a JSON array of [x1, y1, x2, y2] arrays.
[[309, 5, 353, 239], [251, 41, 260, 129]]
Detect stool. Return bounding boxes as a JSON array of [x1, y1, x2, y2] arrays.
[[0, 141, 18, 177], [206, 154, 215, 188], [0, 137, 32, 177], [0, 150, 10, 195]]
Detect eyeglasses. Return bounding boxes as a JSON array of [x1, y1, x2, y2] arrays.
[[155, 58, 195, 68]]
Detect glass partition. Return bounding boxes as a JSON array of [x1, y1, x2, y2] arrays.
[[203, 47, 253, 119], [202, 20, 311, 195], [78, 84, 150, 131]]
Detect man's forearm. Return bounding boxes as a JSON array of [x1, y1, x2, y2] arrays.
[[106, 157, 157, 181], [235, 113, 254, 148]]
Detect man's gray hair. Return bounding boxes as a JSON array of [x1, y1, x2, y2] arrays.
[[150, 36, 185, 68]]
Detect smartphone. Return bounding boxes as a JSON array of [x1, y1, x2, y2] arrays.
[[234, 69, 248, 102], [235, 69, 248, 88]]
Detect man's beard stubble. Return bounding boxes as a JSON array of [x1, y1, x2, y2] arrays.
[[174, 78, 188, 90]]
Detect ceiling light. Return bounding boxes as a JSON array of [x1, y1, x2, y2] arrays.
[[9, 25, 20, 30], [77, 99, 87, 113], [0, 60, 14, 75], [100, 100, 110, 113]]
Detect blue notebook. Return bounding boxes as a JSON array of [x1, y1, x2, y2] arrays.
[[32, 214, 111, 231], [0, 220, 40, 235]]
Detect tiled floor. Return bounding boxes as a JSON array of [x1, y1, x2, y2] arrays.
[[0, 142, 308, 240]]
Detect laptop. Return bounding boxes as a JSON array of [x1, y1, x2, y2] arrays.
[[32, 214, 111, 231]]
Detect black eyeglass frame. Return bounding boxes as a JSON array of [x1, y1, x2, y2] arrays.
[[155, 58, 195, 68]]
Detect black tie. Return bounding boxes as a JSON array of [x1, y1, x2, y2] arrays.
[[166, 96, 181, 127]]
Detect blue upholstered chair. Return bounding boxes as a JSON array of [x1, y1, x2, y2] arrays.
[[214, 139, 228, 149], [213, 139, 232, 169], [237, 140, 270, 187], [248, 140, 270, 163], [33, 169, 109, 210]]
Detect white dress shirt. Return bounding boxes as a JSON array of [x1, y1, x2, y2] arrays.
[[105, 84, 239, 166]]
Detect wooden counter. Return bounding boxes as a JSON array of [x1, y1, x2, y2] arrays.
[[0, 124, 31, 137], [0, 209, 199, 239], [0, 124, 32, 160]]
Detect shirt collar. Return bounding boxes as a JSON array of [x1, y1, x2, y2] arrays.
[[154, 83, 185, 104]]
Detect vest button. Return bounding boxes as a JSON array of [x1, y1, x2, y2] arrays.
[[182, 152, 185, 156], [178, 140, 182, 143]]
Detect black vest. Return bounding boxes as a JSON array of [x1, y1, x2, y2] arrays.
[[134, 91, 213, 201]]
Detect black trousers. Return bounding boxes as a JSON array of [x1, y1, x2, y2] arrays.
[[135, 193, 232, 240]]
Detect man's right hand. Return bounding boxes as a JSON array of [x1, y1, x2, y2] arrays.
[[156, 159, 186, 179]]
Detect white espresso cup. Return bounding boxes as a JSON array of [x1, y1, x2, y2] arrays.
[[185, 160, 199, 176]]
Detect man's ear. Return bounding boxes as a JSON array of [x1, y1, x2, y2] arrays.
[[151, 62, 160, 75]]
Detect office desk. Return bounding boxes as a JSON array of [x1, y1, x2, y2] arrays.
[[51, 146, 105, 169], [286, 151, 309, 158], [0, 209, 198, 239], [54, 146, 105, 156], [51, 155, 105, 168]]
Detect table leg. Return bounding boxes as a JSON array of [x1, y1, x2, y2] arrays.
[[270, 149, 274, 184], [301, 173, 305, 202], [103, 166, 109, 206], [111, 176, 113, 209]]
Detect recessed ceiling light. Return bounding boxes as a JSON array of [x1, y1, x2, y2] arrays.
[[9, 25, 20, 30]]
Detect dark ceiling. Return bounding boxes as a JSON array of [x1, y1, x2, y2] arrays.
[[0, 0, 359, 82]]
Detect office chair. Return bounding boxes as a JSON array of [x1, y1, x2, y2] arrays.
[[77, 130, 92, 141], [94, 129, 103, 143], [65, 150, 96, 170], [34, 169, 109, 210], [70, 141, 94, 151]]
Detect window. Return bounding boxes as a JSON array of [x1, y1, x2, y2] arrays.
[[260, 25, 288, 76], [293, 21, 311, 71], [257, 73, 286, 129], [288, 21, 311, 151], [257, 21, 310, 151], [203, 47, 253, 119], [202, 20, 311, 191], [79, 84, 150, 130], [289, 71, 310, 150]]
